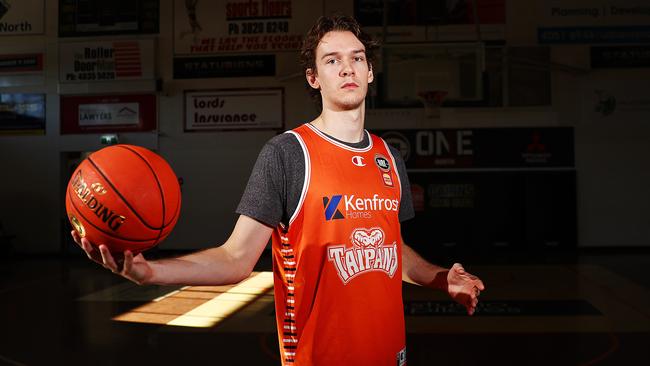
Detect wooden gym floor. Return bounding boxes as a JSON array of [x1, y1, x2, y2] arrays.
[[0, 249, 648, 365]]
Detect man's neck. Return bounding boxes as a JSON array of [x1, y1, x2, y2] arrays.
[[310, 106, 366, 143]]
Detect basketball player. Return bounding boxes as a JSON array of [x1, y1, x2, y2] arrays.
[[72, 15, 485, 365]]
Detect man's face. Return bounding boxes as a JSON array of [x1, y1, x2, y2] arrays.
[[307, 31, 374, 111]]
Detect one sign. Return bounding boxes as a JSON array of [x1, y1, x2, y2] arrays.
[[591, 46, 650, 68], [184, 88, 283, 131], [173, 0, 322, 55], [173, 55, 275, 79], [583, 79, 650, 124], [537, 0, 650, 44], [59, 40, 155, 83], [60, 94, 156, 134], [0, 0, 44, 35], [375, 128, 575, 170], [0, 93, 45, 134], [58, 0, 159, 37]]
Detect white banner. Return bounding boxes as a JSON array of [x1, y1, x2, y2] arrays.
[[582, 79, 650, 123], [0, 0, 44, 35], [173, 0, 322, 55], [539, 0, 650, 27], [78, 103, 140, 126], [59, 40, 155, 83], [185, 88, 283, 131]]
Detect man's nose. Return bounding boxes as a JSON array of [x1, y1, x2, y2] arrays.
[[340, 60, 355, 77]]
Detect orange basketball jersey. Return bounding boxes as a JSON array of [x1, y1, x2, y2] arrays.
[[272, 123, 406, 365]]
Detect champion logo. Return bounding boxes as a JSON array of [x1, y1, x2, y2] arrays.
[[351, 156, 366, 167], [323, 195, 344, 220]]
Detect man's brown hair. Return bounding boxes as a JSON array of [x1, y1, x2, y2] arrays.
[[299, 14, 379, 107]]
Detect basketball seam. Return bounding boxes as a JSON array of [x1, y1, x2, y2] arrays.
[[87, 156, 162, 231], [68, 193, 159, 243], [117, 145, 170, 245]]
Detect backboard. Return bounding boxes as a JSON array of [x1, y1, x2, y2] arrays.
[[378, 42, 485, 108]]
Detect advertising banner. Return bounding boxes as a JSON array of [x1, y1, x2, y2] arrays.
[[537, 0, 650, 44], [591, 46, 650, 68], [173, 54, 275, 78], [173, 0, 322, 55], [59, 40, 155, 83], [355, 0, 505, 42], [60, 94, 156, 134], [0, 0, 44, 35], [0, 53, 44, 87], [58, 0, 159, 37], [0, 93, 45, 134], [583, 79, 650, 124], [374, 128, 574, 170], [184, 88, 283, 131]]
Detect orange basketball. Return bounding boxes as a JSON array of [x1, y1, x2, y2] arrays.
[[65, 144, 181, 255]]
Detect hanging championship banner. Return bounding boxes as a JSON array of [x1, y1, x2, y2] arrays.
[[0, 0, 44, 35], [0, 93, 45, 134], [173, 0, 323, 55], [59, 40, 155, 83], [184, 88, 283, 131], [60, 94, 157, 134], [58, 0, 159, 37]]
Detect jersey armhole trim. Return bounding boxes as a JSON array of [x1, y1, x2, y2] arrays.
[[286, 131, 311, 226]]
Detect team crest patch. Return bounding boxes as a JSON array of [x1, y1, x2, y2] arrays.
[[327, 227, 398, 284]]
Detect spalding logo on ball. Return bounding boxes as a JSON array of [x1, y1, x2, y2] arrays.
[[65, 145, 181, 255]]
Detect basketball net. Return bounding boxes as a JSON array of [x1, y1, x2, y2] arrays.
[[417, 90, 448, 119]]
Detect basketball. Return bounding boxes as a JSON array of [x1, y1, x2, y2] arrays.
[[65, 144, 181, 255]]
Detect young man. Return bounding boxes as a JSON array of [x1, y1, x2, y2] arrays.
[[73, 15, 485, 365]]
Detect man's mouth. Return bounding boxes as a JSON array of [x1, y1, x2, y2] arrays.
[[342, 82, 359, 89]]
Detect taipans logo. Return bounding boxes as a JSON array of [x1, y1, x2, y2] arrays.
[[323, 194, 399, 220], [351, 155, 366, 167], [327, 227, 399, 284]]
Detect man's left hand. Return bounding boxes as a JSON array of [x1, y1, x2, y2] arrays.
[[447, 263, 485, 316]]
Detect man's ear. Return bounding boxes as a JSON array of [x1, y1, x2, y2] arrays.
[[368, 64, 374, 84], [306, 68, 320, 89]]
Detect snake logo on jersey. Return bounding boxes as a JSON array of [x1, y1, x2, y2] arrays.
[[327, 227, 399, 284]]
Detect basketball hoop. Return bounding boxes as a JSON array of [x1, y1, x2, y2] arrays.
[[417, 90, 448, 118]]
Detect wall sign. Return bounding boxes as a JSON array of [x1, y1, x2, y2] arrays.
[[0, 93, 45, 134], [184, 88, 283, 131], [60, 94, 156, 134], [59, 40, 155, 83], [173, 0, 322, 55], [537, 0, 650, 44], [375, 128, 575, 170], [0, 53, 44, 87], [173, 54, 275, 78], [591, 46, 650, 68], [58, 0, 159, 37], [0, 0, 44, 35]]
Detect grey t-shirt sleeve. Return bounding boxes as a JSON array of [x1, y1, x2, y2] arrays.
[[237, 130, 415, 228], [389, 145, 415, 222]]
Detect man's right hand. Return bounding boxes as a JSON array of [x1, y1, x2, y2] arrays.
[[71, 230, 153, 285]]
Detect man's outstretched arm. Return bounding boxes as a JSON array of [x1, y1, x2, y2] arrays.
[[402, 239, 485, 315], [73, 214, 273, 286]]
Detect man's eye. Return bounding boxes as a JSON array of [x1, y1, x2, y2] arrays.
[[355, 56, 365, 62], [326, 59, 336, 64]]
